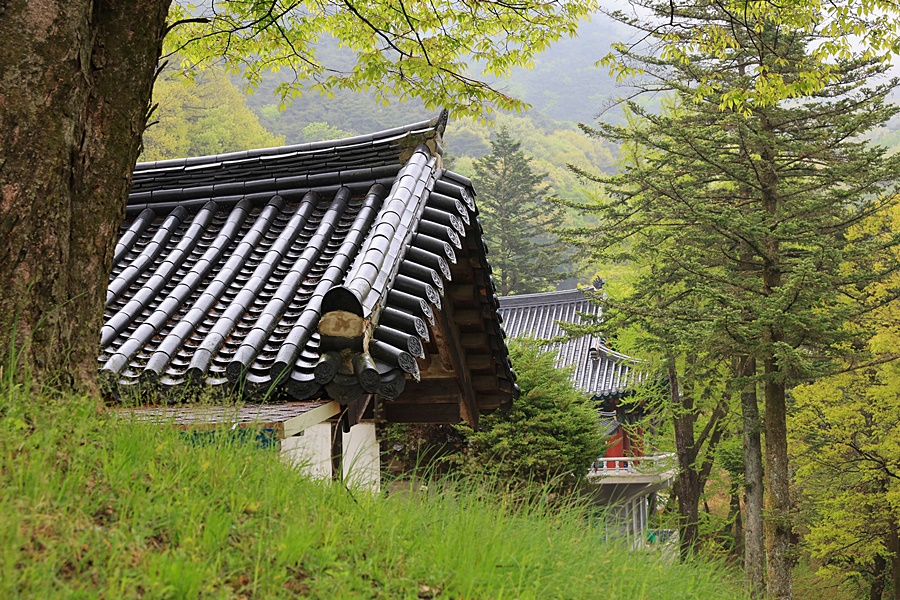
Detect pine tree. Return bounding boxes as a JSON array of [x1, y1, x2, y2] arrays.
[[472, 127, 571, 296], [454, 339, 607, 487], [571, 4, 900, 596]]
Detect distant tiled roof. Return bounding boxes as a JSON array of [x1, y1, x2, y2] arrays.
[[100, 112, 515, 423], [498, 288, 642, 399]]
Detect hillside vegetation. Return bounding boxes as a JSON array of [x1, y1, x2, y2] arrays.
[[0, 378, 742, 599]]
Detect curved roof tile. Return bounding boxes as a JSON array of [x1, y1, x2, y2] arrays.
[[498, 288, 643, 399]]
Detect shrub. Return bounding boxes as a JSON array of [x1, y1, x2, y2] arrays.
[[452, 339, 607, 488]]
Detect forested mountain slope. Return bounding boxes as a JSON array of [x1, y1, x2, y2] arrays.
[[237, 18, 626, 213]]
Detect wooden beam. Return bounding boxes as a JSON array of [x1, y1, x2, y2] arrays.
[[469, 376, 513, 394], [472, 375, 501, 392], [432, 300, 480, 428], [447, 284, 476, 302], [383, 402, 460, 423], [460, 333, 489, 349], [465, 354, 495, 371], [396, 380, 462, 404], [475, 394, 507, 411], [283, 401, 343, 438], [419, 359, 456, 379], [453, 309, 482, 326]]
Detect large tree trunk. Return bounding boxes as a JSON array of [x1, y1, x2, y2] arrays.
[[871, 552, 887, 600], [669, 360, 700, 558], [758, 108, 792, 600], [764, 367, 792, 599], [668, 358, 727, 560], [741, 355, 766, 598], [0, 0, 171, 393], [889, 520, 900, 600]]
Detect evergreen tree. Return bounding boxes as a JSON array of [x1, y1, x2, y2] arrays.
[[472, 127, 572, 296], [454, 339, 607, 488], [571, 3, 900, 596]]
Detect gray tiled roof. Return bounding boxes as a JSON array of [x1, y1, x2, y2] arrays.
[[498, 288, 641, 399], [100, 112, 516, 415]]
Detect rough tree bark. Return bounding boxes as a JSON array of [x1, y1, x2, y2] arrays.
[[763, 369, 792, 599], [668, 358, 728, 560], [740, 355, 766, 598], [0, 0, 172, 393], [889, 520, 900, 600], [871, 553, 887, 600], [668, 359, 699, 558]]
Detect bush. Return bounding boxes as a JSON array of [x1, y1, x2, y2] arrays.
[[452, 339, 607, 488]]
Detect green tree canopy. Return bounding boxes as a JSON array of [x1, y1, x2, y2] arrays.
[[472, 127, 572, 296], [453, 340, 606, 488], [167, 0, 598, 119], [789, 204, 900, 600], [142, 68, 284, 161], [601, 0, 900, 111]]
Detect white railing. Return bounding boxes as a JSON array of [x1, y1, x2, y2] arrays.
[[589, 452, 676, 476]]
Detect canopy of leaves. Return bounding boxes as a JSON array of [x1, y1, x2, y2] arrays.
[[600, 0, 900, 112], [789, 204, 900, 594], [142, 68, 284, 161], [568, 11, 900, 381], [568, 11, 900, 588], [165, 0, 598, 119], [453, 340, 607, 487], [792, 365, 900, 593]]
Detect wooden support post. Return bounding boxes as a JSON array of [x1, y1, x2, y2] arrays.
[[431, 300, 480, 428]]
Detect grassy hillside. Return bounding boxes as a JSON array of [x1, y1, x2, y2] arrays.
[[0, 379, 743, 598]]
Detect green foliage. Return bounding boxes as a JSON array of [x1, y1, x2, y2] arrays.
[[600, 0, 900, 111], [572, 6, 900, 586], [142, 68, 284, 161], [165, 1, 599, 119], [571, 7, 900, 391], [242, 77, 617, 225], [792, 366, 900, 596], [789, 205, 900, 596], [449, 113, 616, 221], [0, 380, 743, 598], [471, 127, 574, 295], [299, 121, 349, 143], [453, 340, 607, 487], [236, 17, 630, 127]]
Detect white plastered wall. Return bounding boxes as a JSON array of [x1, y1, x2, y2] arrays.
[[281, 422, 333, 479], [342, 422, 381, 492]]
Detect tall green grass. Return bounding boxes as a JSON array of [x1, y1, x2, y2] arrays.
[[0, 380, 743, 599]]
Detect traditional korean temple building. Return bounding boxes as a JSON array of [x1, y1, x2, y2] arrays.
[[101, 112, 517, 489], [498, 286, 675, 547], [498, 286, 645, 461]]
